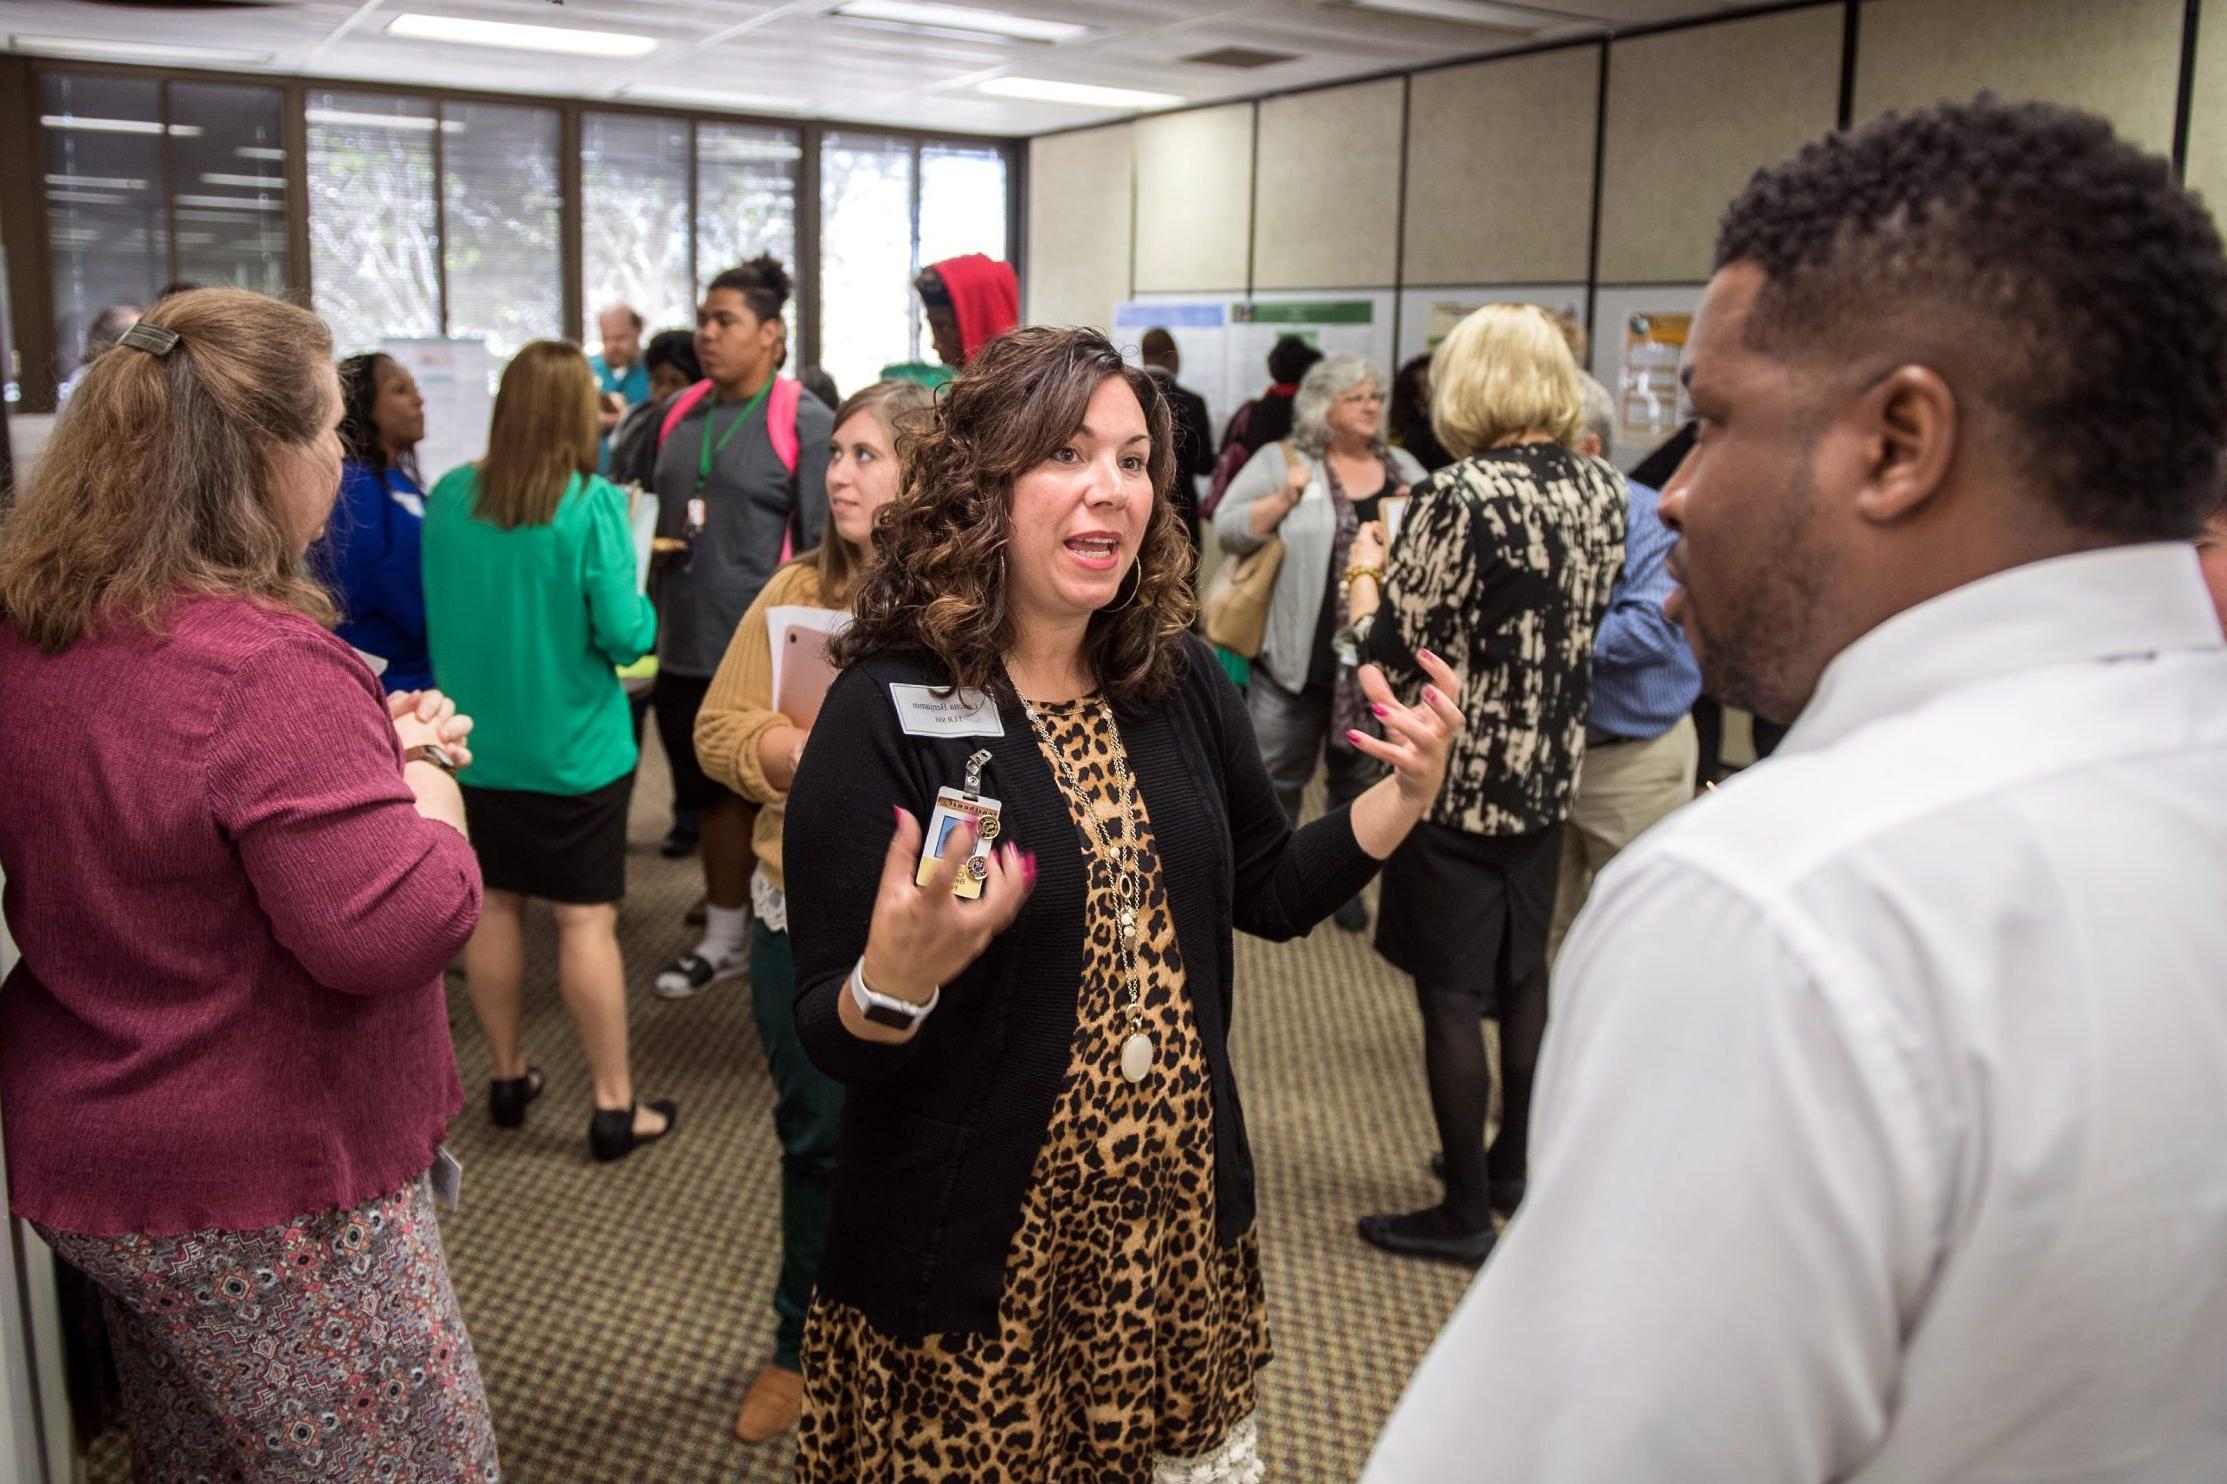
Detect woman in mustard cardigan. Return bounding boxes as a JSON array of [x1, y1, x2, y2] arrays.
[[692, 377, 932, 1444]]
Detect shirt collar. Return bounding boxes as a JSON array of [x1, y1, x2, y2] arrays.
[[1780, 543, 2225, 755]]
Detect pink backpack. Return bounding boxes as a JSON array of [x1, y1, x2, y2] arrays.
[[658, 376, 806, 560]]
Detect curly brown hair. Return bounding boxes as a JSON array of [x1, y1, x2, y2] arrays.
[[832, 325, 1196, 705]]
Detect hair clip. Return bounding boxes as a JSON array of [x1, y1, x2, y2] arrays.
[[118, 322, 180, 358]]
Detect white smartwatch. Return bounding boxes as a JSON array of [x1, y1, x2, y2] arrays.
[[849, 956, 939, 1030]]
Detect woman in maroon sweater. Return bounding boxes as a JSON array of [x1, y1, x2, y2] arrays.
[[0, 289, 499, 1477]]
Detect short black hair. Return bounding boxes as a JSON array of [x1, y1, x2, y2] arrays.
[[642, 329, 700, 383], [1267, 334, 1322, 386], [1717, 96, 2227, 542], [706, 254, 791, 325]]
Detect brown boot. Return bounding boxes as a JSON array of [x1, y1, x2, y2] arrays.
[[733, 1362, 804, 1443]]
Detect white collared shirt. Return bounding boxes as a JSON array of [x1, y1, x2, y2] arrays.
[[1363, 544, 2227, 1484]]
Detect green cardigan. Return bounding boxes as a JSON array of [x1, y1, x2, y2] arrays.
[[422, 467, 656, 795]]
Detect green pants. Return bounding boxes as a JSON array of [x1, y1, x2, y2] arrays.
[[747, 920, 845, 1371]]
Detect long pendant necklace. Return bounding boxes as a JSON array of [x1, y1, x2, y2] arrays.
[[1021, 693, 1154, 1084]]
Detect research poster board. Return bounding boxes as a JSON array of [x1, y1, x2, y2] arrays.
[[1112, 299, 1236, 435], [380, 337, 492, 488], [1227, 293, 1397, 389], [1617, 310, 1692, 455], [1394, 285, 1587, 367], [1587, 284, 1704, 471]]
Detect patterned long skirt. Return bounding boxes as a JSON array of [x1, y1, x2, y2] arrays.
[[38, 1179, 498, 1483]]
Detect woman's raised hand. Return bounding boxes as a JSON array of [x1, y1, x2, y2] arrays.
[[859, 809, 1037, 1003], [1348, 648, 1464, 814]]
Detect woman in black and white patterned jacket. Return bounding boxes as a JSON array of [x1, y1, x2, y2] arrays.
[[1342, 303, 1626, 1265]]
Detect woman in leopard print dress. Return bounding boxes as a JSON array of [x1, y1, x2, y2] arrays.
[[782, 327, 1467, 1480]]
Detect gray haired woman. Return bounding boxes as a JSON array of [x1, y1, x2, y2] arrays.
[[1213, 354, 1428, 931]]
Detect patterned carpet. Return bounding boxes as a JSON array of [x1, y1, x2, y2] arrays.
[[90, 738, 1484, 1482]]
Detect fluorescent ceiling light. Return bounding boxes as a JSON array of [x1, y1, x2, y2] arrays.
[[976, 76, 1182, 109], [11, 34, 273, 66], [174, 194, 286, 212], [305, 108, 459, 133], [1344, 0, 1556, 27], [45, 190, 130, 206], [39, 115, 202, 137], [237, 146, 287, 161], [834, 1, 1086, 43], [201, 173, 286, 189], [618, 85, 808, 114], [45, 174, 148, 191], [385, 12, 657, 58]]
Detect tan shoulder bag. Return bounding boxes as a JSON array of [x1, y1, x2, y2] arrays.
[[1201, 442, 1299, 659]]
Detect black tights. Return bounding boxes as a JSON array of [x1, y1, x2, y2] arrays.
[[1416, 959, 1548, 1230]]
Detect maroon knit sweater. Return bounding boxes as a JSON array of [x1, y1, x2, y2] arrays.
[[0, 596, 481, 1235]]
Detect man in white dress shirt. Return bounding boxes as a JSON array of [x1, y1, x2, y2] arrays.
[[1364, 98, 2227, 1483]]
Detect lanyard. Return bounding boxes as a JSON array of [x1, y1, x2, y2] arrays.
[[694, 378, 773, 498]]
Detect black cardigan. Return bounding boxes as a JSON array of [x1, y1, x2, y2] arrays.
[[784, 635, 1380, 1340]]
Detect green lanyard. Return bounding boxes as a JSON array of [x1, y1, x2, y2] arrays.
[[694, 378, 773, 498]]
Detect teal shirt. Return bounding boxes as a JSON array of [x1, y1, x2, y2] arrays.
[[422, 468, 657, 796]]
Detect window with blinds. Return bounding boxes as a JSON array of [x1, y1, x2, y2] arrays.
[[307, 90, 440, 356], [818, 132, 915, 397], [919, 143, 1008, 268], [169, 82, 289, 301], [582, 113, 693, 339], [40, 74, 167, 385], [443, 101, 563, 366]]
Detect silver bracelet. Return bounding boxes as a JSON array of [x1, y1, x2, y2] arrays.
[[848, 955, 939, 1030]]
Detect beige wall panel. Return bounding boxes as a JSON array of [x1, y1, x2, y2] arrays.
[[2188, 0, 2227, 219], [1253, 79, 1405, 288], [1597, 6, 1843, 284], [1855, 0, 2182, 158], [1025, 124, 1133, 332], [1403, 47, 1601, 285], [1134, 104, 1255, 292]]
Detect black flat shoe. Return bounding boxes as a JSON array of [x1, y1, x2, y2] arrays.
[[1333, 896, 1370, 932], [589, 1099, 678, 1163], [1425, 1152, 1526, 1217], [1357, 1207, 1498, 1266], [488, 1067, 544, 1129]]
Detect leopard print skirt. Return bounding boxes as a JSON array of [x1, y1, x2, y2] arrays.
[[796, 695, 1270, 1481]]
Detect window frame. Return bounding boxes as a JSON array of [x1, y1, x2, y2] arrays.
[[3, 58, 1021, 412]]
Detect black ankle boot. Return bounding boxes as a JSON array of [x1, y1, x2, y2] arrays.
[[488, 1068, 543, 1129], [589, 1099, 679, 1163]]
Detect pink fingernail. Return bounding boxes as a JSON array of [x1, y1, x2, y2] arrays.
[[1423, 685, 1440, 705], [1419, 648, 1439, 664], [1370, 702, 1387, 718], [1346, 728, 1365, 744]]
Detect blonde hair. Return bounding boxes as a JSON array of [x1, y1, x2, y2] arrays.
[[476, 340, 600, 529], [0, 288, 337, 652], [1431, 304, 1585, 458], [809, 378, 934, 606]]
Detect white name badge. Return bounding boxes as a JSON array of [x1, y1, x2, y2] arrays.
[[889, 683, 1005, 738]]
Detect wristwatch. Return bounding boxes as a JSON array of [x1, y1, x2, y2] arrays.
[[403, 742, 459, 775], [849, 956, 939, 1029]]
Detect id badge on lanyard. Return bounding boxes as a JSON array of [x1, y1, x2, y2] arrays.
[[917, 748, 1003, 900]]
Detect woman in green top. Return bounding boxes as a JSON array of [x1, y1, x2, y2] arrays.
[[423, 340, 678, 1164]]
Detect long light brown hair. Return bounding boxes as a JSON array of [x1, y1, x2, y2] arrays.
[[832, 326, 1195, 706], [0, 288, 337, 652], [805, 378, 934, 607], [476, 340, 600, 529]]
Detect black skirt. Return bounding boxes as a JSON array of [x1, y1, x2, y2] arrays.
[[1373, 818, 1561, 998], [460, 773, 634, 905]]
